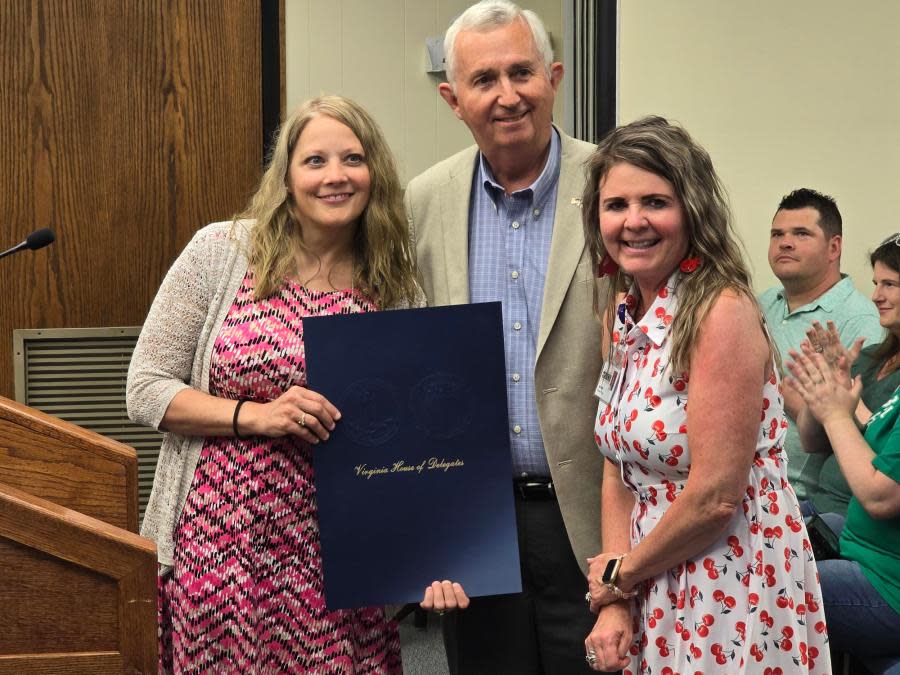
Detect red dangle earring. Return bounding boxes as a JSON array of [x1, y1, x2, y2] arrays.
[[598, 254, 619, 278], [679, 256, 702, 274]]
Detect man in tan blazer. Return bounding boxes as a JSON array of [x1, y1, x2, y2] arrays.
[[406, 2, 605, 673]]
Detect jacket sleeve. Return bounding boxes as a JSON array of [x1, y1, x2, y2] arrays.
[[126, 225, 227, 430]]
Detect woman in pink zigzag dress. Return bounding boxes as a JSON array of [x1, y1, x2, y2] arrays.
[[581, 117, 831, 674], [127, 96, 421, 673]]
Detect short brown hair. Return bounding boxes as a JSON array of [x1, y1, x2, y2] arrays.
[[775, 188, 842, 239]]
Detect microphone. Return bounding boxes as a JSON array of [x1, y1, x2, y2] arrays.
[[0, 228, 56, 260]]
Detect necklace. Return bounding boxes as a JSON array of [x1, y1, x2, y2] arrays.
[[297, 250, 355, 292]]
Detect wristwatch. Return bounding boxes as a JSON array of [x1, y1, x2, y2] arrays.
[[601, 554, 635, 599]]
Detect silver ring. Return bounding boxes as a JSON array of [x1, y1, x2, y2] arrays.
[[586, 652, 597, 665], [297, 411, 307, 427], [585, 591, 592, 603], [814, 345, 824, 353]]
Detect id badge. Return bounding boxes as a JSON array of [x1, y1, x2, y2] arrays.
[[595, 341, 626, 403]]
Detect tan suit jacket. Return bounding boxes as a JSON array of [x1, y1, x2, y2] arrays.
[[404, 128, 605, 573]]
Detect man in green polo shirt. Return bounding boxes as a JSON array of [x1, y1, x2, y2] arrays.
[[759, 188, 883, 504]]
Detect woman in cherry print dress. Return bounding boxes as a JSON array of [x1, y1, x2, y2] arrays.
[[581, 116, 830, 674]]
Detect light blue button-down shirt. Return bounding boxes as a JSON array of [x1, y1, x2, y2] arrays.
[[468, 129, 561, 477]]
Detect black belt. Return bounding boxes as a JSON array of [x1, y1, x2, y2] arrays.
[[513, 478, 556, 500]]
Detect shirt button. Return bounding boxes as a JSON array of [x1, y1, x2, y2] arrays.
[[511, 270, 519, 279], [533, 208, 540, 216], [511, 221, 520, 229], [513, 424, 522, 434], [512, 373, 521, 382], [513, 321, 522, 330]]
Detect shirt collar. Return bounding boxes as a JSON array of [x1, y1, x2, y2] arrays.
[[477, 127, 561, 208], [620, 272, 681, 349], [776, 274, 855, 314]]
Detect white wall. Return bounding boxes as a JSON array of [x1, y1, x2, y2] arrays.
[[284, 0, 564, 184], [618, 0, 900, 295]]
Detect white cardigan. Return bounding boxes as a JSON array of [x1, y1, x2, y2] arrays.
[[128, 220, 253, 568]]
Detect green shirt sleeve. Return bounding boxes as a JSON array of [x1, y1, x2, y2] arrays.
[[866, 389, 900, 482], [871, 429, 900, 483]]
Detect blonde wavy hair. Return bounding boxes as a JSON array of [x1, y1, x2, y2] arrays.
[[237, 95, 417, 307], [581, 116, 773, 375]]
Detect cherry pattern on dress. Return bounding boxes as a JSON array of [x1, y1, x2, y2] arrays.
[[594, 273, 831, 674]]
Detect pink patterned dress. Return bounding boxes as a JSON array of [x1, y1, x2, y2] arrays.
[[158, 270, 402, 674], [594, 273, 831, 674]]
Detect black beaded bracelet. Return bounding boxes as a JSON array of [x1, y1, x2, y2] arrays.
[[232, 398, 251, 440]]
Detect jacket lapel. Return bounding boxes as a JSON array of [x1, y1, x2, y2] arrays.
[[536, 133, 588, 357], [438, 150, 478, 305]]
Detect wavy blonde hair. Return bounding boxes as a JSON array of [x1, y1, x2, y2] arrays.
[[237, 95, 417, 307], [581, 116, 772, 375]]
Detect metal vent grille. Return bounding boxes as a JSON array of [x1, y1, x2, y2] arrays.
[[13, 327, 161, 520]]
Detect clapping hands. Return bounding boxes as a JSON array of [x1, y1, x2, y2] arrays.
[[785, 320, 868, 426], [800, 320, 864, 388], [785, 350, 862, 427]]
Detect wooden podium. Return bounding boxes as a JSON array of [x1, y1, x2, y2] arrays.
[[0, 397, 157, 674]]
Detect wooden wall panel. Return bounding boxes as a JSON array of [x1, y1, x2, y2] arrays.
[[0, 1, 271, 399]]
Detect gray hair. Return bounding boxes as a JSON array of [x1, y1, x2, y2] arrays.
[[443, 0, 554, 88]]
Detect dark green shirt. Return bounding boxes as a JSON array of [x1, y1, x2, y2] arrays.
[[839, 384, 900, 613], [811, 346, 900, 515]]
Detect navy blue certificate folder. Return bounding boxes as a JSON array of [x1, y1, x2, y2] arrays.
[[304, 302, 522, 609]]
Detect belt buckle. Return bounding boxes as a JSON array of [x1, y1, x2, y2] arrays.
[[515, 479, 554, 500]]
